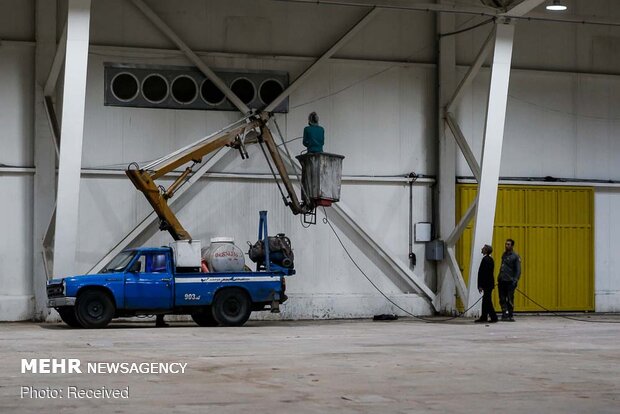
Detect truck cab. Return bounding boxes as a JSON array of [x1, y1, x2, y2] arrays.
[[47, 246, 291, 329]]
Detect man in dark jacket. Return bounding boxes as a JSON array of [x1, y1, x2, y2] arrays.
[[475, 244, 498, 323], [498, 238, 521, 322]]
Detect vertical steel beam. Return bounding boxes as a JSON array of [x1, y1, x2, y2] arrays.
[[437, 2, 458, 313], [466, 22, 515, 314], [33, 0, 58, 319], [53, 0, 91, 278]]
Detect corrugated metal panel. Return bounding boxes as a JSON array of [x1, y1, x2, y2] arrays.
[[456, 185, 594, 312]]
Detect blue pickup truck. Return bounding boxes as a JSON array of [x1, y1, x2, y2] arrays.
[[46, 246, 292, 329]]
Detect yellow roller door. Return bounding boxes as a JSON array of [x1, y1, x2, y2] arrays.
[[456, 185, 593, 312]]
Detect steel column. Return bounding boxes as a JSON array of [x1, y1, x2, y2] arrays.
[[437, 3, 457, 313], [53, 0, 91, 278], [33, 0, 58, 319], [465, 22, 515, 314]]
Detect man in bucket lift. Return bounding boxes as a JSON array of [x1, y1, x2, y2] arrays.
[[303, 112, 324, 153]]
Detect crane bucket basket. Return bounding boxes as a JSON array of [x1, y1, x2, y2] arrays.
[[296, 152, 345, 207]]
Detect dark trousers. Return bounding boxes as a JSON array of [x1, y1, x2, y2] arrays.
[[480, 289, 498, 321], [498, 280, 515, 318]]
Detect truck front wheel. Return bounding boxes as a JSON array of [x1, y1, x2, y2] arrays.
[[57, 307, 82, 328], [75, 290, 115, 329], [212, 288, 251, 327], [191, 307, 219, 327]]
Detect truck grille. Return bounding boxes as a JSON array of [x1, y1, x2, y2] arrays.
[[47, 283, 64, 298]]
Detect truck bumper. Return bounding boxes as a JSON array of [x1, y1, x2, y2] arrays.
[[47, 297, 76, 308]]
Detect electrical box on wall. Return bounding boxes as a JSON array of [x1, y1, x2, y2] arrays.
[[415, 222, 432, 242], [425, 239, 444, 261]]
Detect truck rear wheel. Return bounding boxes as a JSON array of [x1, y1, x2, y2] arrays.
[[57, 307, 82, 328], [191, 307, 219, 327], [75, 290, 115, 329], [212, 288, 251, 327]]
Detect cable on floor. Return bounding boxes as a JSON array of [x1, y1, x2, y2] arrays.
[[516, 288, 620, 324], [320, 207, 481, 323]]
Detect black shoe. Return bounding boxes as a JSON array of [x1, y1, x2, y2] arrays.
[[474, 319, 488, 323], [489, 319, 498, 323]]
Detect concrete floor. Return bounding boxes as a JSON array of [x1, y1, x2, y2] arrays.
[[1, 316, 619, 414]]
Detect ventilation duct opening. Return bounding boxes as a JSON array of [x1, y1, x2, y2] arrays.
[[230, 78, 256, 105], [111, 73, 139, 102], [142, 74, 168, 104], [259, 79, 284, 106], [171, 75, 198, 104], [201, 79, 226, 105]]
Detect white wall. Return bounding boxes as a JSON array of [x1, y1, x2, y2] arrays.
[[455, 69, 620, 180], [0, 43, 35, 320]]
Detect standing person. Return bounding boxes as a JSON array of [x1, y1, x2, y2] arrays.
[[302, 112, 324, 153], [475, 244, 498, 323], [497, 239, 521, 322]]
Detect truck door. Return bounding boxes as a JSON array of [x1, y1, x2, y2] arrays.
[[124, 252, 173, 310]]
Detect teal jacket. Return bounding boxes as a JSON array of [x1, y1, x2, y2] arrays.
[[303, 124, 324, 153]]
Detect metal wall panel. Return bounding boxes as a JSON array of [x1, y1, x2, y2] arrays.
[[455, 69, 620, 181], [84, 54, 436, 177], [0, 0, 34, 40], [0, 45, 34, 166], [456, 185, 594, 312]]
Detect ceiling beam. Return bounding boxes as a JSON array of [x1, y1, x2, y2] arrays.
[[130, 0, 251, 114], [502, 0, 546, 17], [265, 7, 381, 112]]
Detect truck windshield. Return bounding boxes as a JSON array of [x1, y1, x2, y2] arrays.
[[99, 251, 136, 273]]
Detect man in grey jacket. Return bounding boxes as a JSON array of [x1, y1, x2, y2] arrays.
[[497, 239, 521, 321]]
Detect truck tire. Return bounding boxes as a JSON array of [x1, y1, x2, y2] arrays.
[[212, 288, 251, 327], [57, 307, 82, 328], [75, 290, 115, 329], [191, 307, 219, 327]]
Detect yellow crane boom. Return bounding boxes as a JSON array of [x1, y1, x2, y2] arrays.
[[125, 113, 312, 241]]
